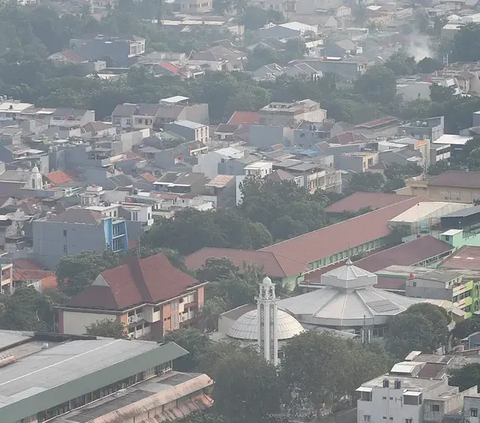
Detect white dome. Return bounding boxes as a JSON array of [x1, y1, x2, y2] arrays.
[[227, 309, 304, 341], [262, 276, 272, 286]]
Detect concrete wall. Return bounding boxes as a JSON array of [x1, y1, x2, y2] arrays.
[[249, 125, 287, 149], [33, 220, 107, 269], [405, 282, 453, 300], [62, 310, 117, 335]]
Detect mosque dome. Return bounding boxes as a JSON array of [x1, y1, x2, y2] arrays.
[[262, 276, 272, 286], [227, 309, 304, 341]]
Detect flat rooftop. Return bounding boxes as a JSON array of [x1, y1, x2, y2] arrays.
[[0, 336, 187, 411]]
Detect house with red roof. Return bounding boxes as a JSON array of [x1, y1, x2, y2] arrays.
[[57, 253, 206, 339]]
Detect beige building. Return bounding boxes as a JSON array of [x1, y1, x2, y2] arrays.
[[178, 0, 212, 13], [0, 257, 13, 294], [258, 99, 327, 126], [399, 171, 480, 203]]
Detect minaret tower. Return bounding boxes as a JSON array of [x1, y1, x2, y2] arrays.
[[257, 276, 279, 366]]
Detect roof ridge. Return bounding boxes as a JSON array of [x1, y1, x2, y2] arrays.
[[259, 196, 422, 252]]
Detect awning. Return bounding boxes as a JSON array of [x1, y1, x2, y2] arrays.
[[356, 387, 373, 393]]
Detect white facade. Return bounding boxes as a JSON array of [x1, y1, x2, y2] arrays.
[[258, 277, 279, 366], [244, 161, 273, 178], [62, 310, 117, 335]]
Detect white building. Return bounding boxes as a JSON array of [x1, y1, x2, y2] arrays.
[[244, 161, 273, 178], [357, 356, 480, 423]]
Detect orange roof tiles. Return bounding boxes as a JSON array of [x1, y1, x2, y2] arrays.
[[140, 172, 157, 183], [227, 111, 259, 126], [45, 171, 73, 185]]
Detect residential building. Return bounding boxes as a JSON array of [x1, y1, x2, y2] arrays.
[[69, 34, 146, 66], [354, 116, 402, 138], [324, 39, 362, 57], [12, 267, 57, 293], [50, 107, 95, 128], [0, 100, 33, 122], [400, 171, 480, 203], [375, 265, 474, 317], [204, 174, 236, 208], [111, 101, 209, 130], [399, 117, 445, 144], [244, 161, 273, 178], [0, 257, 13, 294], [250, 0, 296, 14], [189, 46, 246, 72], [258, 99, 327, 126], [165, 120, 210, 143], [433, 134, 473, 161], [0, 331, 213, 423], [58, 253, 206, 338], [154, 172, 208, 194], [357, 359, 479, 423], [185, 247, 308, 289], [33, 208, 128, 270], [303, 57, 368, 79], [177, 0, 212, 13], [339, 151, 379, 172]]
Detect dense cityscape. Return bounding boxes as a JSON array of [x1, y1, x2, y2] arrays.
[[3, 0, 480, 422]]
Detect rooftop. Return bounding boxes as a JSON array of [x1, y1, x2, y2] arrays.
[[325, 192, 417, 214], [185, 247, 308, 278], [260, 196, 423, 265], [428, 171, 480, 189], [205, 174, 235, 188], [65, 254, 201, 310], [227, 111, 259, 125], [0, 336, 187, 420], [45, 208, 103, 224], [441, 246, 480, 270], [376, 265, 463, 284], [433, 134, 473, 146], [172, 120, 205, 129], [389, 202, 471, 224], [442, 204, 480, 218]]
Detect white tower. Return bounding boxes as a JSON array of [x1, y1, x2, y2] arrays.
[[257, 276, 279, 366], [29, 166, 42, 190]]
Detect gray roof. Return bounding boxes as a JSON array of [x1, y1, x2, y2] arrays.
[[443, 204, 480, 218], [173, 120, 205, 129], [112, 104, 138, 117], [48, 208, 103, 224], [52, 108, 88, 119], [0, 338, 187, 422]]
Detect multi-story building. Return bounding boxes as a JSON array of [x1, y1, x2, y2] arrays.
[[258, 99, 327, 126], [0, 256, 13, 294], [400, 171, 480, 203], [70, 34, 146, 67], [165, 120, 210, 143], [357, 356, 480, 423], [32, 208, 128, 270], [244, 161, 273, 178], [0, 331, 213, 423], [177, 0, 212, 13], [57, 253, 206, 339]]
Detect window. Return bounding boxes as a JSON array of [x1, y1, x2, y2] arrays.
[[431, 404, 440, 412], [63, 229, 67, 236], [154, 306, 160, 313], [63, 245, 67, 253], [472, 409, 478, 417], [406, 419, 413, 423], [364, 416, 371, 422]]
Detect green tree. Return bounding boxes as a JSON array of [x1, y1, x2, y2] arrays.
[[430, 83, 455, 103], [282, 39, 307, 63], [0, 287, 54, 331], [56, 250, 123, 296], [467, 148, 480, 170], [450, 23, 480, 63], [417, 57, 443, 74], [448, 364, 480, 391], [427, 159, 450, 175], [354, 66, 397, 106], [345, 172, 385, 196], [213, 349, 282, 422], [281, 332, 389, 416], [164, 328, 212, 371], [196, 258, 240, 283], [386, 304, 449, 359], [86, 319, 125, 338], [453, 315, 480, 340], [385, 51, 417, 76]]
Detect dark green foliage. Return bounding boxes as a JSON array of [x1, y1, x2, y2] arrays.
[[452, 315, 480, 340], [281, 332, 390, 416], [417, 57, 443, 74], [143, 208, 273, 256], [448, 364, 480, 391], [427, 159, 451, 176], [354, 66, 397, 106], [386, 303, 449, 359], [385, 51, 417, 76], [85, 319, 126, 338], [164, 328, 212, 371], [345, 172, 385, 196], [0, 287, 55, 331], [450, 23, 480, 63]]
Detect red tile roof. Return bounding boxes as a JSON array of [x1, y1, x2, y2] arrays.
[[441, 245, 480, 270], [46, 171, 73, 185], [158, 61, 181, 74], [13, 259, 42, 270], [428, 171, 480, 189], [260, 197, 424, 265], [325, 192, 418, 213], [354, 235, 454, 272], [355, 116, 400, 129], [13, 269, 57, 285], [66, 254, 200, 310], [328, 132, 369, 145], [58, 50, 86, 63], [185, 247, 307, 278], [140, 172, 157, 183], [227, 111, 259, 126]]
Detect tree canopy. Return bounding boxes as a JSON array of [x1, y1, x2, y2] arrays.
[[448, 363, 480, 391], [85, 319, 126, 338]]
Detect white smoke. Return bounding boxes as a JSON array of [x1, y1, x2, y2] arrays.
[[406, 33, 433, 61]]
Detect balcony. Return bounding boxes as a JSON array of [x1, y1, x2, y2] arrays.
[[128, 313, 143, 324]]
